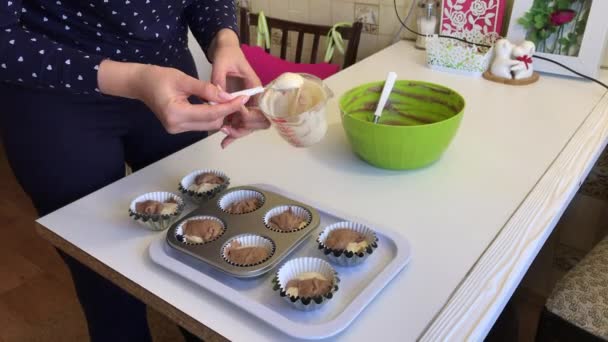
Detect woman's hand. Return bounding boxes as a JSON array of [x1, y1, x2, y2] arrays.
[[209, 29, 260, 90], [220, 107, 271, 148], [97, 60, 248, 134], [209, 29, 271, 148]]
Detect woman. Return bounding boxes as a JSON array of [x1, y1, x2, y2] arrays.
[[0, 1, 268, 340]]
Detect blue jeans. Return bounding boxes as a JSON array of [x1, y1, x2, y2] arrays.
[[0, 53, 206, 342]]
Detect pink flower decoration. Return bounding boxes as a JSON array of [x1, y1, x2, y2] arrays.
[[550, 9, 576, 26]]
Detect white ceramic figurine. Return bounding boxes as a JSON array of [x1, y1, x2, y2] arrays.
[[511, 41, 536, 80], [490, 39, 521, 79]]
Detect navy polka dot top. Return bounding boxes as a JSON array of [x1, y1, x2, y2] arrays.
[[0, 0, 238, 95]]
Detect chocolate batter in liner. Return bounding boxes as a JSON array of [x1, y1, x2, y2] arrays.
[[174, 216, 226, 245], [272, 257, 340, 310], [128, 192, 185, 231], [218, 190, 265, 215], [317, 221, 378, 266], [263, 205, 312, 233], [221, 234, 275, 267], [178, 169, 230, 202]]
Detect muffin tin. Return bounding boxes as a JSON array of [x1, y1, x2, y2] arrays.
[[166, 185, 321, 278], [150, 183, 412, 339]]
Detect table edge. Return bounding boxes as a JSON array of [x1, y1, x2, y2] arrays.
[[34, 223, 229, 342], [419, 91, 608, 340]]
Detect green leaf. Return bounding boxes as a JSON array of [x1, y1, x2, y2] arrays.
[[534, 20, 545, 29], [556, 0, 570, 9], [559, 37, 569, 45], [540, 29, 550, 39], [518, 17, 529, 27], [324, 44, 334, 63], [332, 32, 345, 54], [528, 31, 539, 43]]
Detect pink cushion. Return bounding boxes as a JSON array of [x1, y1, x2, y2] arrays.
[[241, 44, 340, 86]]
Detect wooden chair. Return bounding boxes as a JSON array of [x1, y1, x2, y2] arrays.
[[239, 7, 363, 69]]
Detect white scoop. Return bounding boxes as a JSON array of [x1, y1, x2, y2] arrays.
[[373, 72, 398, 124], [270, 72, 305, 91], [208, 86, 265, 105]]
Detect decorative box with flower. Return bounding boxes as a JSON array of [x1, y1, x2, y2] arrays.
[[425, 32, 495, 76], [517, 0, 590, 57], [440, 0, 506, 45]]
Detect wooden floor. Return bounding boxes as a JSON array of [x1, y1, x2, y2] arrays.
[[0, 144, 184, 342], [0, 137, 603, 341]]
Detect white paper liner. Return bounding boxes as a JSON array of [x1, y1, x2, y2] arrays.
[[263, 205, 312, 233], [218, 190, 265, 214], [221, 234, 275, 267], [174, 216, 226, 245], [317, 221, 378, 266], [179, 169, 229, 203], [128, 192, 184, 231], [273, 257, 339, 311]]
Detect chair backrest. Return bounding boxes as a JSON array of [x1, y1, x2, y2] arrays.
[[239, 7, 363, 69]]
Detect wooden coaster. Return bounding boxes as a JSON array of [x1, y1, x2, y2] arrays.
[[482, 70, 540, 86]]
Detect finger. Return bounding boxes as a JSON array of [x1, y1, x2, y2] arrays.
[[220, 128, 253, 149], [180, 117, 226, 133], [221, 135, 237, 149], [175, 96, 249, 123], [211, 65, 228, 91], [222, 113, 237, 127], [239, 107, 271, 129], [180, 75, 232, 103], [223, 111, 243, 127], [222, 107, 269, 130], [222, 118, 270, 132], [221, 125, 252, 139], [240, 64, 262, 89]]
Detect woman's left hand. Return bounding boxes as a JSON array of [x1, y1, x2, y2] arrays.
[[209, 29, 270, 148], [220, 106, 270, 148]]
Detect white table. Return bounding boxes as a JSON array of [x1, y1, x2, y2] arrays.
[[37, 41, 608, 341]]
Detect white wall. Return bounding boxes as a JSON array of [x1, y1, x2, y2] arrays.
[[603, 37, 608, 67], [187, 30, 213, 81]]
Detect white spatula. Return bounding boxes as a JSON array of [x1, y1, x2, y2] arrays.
[[373, 72, 398, 124], [208, 86, 265, 105]]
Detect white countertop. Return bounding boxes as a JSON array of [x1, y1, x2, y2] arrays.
[[38, 41, 608, 341]]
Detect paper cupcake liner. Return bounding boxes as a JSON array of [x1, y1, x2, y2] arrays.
[[128, 192, 185, 231], [221, 234, 275, 267], [174, 216, 226, 245], [317, 221, 378, 266], [263, 206, 312, 233], [178, 169, 230, 203], [218, 190, 265, 215], [272, 257, 340, 311]]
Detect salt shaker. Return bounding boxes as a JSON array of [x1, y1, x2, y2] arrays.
[[415, 0, 438, 49]]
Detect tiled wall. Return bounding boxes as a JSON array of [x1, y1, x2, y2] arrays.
[[243, 0, 417, 65]]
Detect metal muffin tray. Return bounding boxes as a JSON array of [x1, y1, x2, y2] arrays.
[[166, 185, 321, 278]]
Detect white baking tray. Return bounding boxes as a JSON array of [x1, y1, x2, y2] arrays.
[[148, 184, 412, 340]]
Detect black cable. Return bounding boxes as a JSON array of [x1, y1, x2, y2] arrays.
[[393, 0, 608, 90], [533, 55, 608, 89]]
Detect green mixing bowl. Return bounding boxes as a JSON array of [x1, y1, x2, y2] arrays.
[[340, 80, 465, 170]]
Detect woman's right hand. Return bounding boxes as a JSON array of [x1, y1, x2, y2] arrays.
[[97, 60, 248, 134]]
